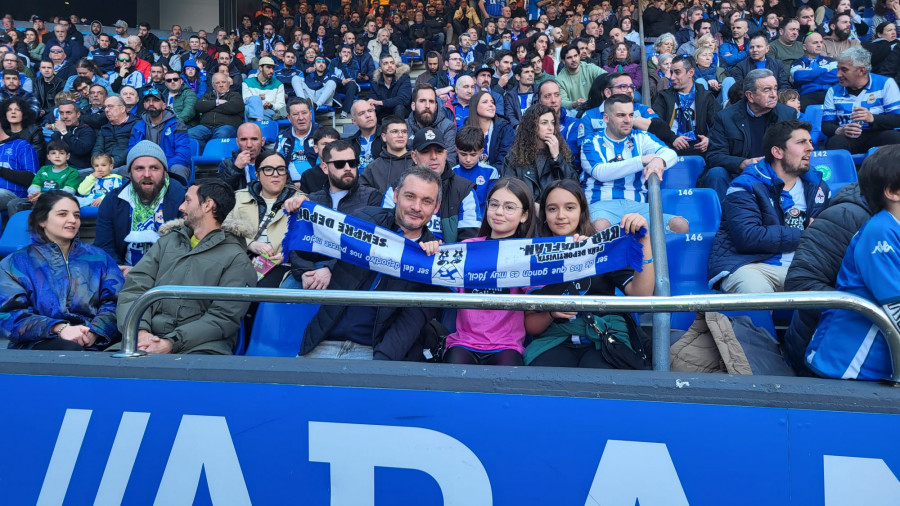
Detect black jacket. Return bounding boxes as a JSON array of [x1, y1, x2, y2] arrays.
[[652, 84, 722, 156], [706, 100, 798, 175], [51, 122, 97, 169], [34, 75, 65, 117], [92, 115, 138, 167], [8, 124, 47, 166], [370, 68, 413, 115], [359, 150, 415, 195], [503, 150, 577, 204], [296, 207, 446, 360], [783, 183, 871, 376], [726, 57, 792, 91]]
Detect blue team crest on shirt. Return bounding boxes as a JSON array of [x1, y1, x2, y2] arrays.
[[815, 187, 826, 204], [578, 123, 585, 137], [868, 93, 876, 104], [308, 139, 315, 147], [165, 127, 172, 136], [476, 175, 486, 185]]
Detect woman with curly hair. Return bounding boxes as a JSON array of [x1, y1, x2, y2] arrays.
[[503, 104, 577, 203], [1, 97, 46, 164]]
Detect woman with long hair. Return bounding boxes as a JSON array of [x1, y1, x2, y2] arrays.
[[155, 40, 183, 73], [504, 104, 576, 203], [0, 191, 124, 350], [465, 91, 515, 171], [23, 28, 44, 64], [603, 42, 642, 89], [523, 180, 654, 368], [443, 178, 536, 366], [529, 33, 556, 76], [1, 97, 47, 164]]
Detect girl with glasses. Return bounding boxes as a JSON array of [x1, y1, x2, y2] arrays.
[[442, 178, 536, 366]]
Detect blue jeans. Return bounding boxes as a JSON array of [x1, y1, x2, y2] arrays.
[[699, 166, 734, 202], [188, 124, 238, 152], [245, 95, 276, 121]]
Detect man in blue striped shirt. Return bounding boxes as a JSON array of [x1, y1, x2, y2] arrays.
[[580, 95, 688, 233], [823, 46, 900, 153]]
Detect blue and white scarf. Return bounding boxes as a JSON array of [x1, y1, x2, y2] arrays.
[[284, 203, 645, 289]]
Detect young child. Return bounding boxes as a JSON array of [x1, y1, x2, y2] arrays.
[[806, 146, 900, 381], [27, 140, 82, 204], [442, 177, 536, 366], [778, 89, 802, 115], [299, 126, 341, 194], [77, 153, 124, 207], [452, 125, 499, 214]]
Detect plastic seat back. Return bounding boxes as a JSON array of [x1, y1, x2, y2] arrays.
[[660, 188, 722, 233], [246, 302, 320, 357], [665, 232, 715, 296], [810, 149, 857, 193], [805, 105, 824, 147], [0, 211, 32, 257], [661, 155, 705, 189], [254, 120, 279, 144]]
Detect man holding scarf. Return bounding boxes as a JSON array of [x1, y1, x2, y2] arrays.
[[95, 141, 186, 277]]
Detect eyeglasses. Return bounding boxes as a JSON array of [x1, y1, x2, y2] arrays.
[[328, 159, 359, 169], [487, 200, 522, 214], [387, 129, 408, 135], [315, 57, 327, 62], [118, 57, 131, 62], [165, 77, 181, 82], [610, 84, 637, 91], [258, 165, 288, 175]]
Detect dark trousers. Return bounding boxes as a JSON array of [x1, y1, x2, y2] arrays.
[[443, 346, 524, 366], [699, 166, 736, 203], [825, 129, 900, 154], [32, 338, 85, 351]]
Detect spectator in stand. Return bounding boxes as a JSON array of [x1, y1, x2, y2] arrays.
[[603, 43, 641, 90], [108, 49, 146, 93], [1, 53, 32, 94], [653, 55, 721, 157], [275, 98, 319, 183], [47, 43, 76, 83], [140, 63, 167, 96], [430, 51, 465, 101], [790, 32, 840, 110], [353, 39, 375, 89], [822, 46, 900, 153], [578, 72, 663, 146], [189, 72, 244, 153], [1, 96, 46, 164], [296, 126, 340, 194], [822, 11, 861, 59], [291, 165, 443, 361], [346, 100, 382, 174], [768, 19, 803, 69], [722, 32, 791, 103], [120, 85, 142, 116], [210, 51, 243, 93], [32, 16, 50, 44], [537, 79, 580, 158], [504, 104, 576, 203], [447, 75, 477, 129], [720, 18, 750, 69], [9, 140, 81, 215], [703, 69, 798, 201], [185, 35, 214, 69], [113, 20, 130, 46], [243, 56, 286, 121], [580, 95, 687, 233], [327, 45, 360, 118], [0, 191, 124, 351], [219, 122, 266, 191], [359, 115, 415, 198], [137, 22, 161, 54], [708, 120, 828, 294], [557, 44, 605, 112], [127, 36, 154, 67], [256, 21, 284, 58], [34, 60, 63, 120], [49, 100, 96, 170], [450, 125, 498, 209], [162, 70, 197, 126], [154, 40, 182, 73], [1, 71, 39, 116], [77, 153, 123, 207], [93, 96, 137, 169], [95, 141, 186, 272], [864, 22, 898, 75], [505, 62, 535, 128], [465, 90, 515, 171], [275, 48, 302, 99], [804, 147, 900, 381], [127, 88, 191, 184], [64, 60, 113, 97], [406, 83, 458, 167], [87, 33, 119, 75], [0, 129, 39, 214], [116, 178, 256, 355], [677, 18, 713, 56], [79, 84, 108, 130], [369, 54, 413, 120], [41, 21, 83, 63], [181, 59, 207, 98], [298, 54, 338, 109]]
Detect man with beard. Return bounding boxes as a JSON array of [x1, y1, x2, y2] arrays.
[[708, 120, 830, 294], [406, 84, 458, 167], [95, 140, 187, 274], [795, 6, 819, 38], [127, 88, 192, 184], [369, 54, 412, 120], [289, 164, 446, 361], [42, 22, 84, 63], [822, 46, 900, 153], [822, 11, 860, 59], [116, 176, 256, 355], [137, 22, 161, 54]]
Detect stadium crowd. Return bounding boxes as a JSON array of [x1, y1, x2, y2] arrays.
[[1, 0, 900, 380]]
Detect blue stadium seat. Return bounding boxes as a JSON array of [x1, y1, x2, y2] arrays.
[[80, 206, 99, 219], [187, 138, 200, 184], [867, 146, 881, 158], [660, 188, 722, 233], [0, 211, 32, 257], [191, 137, 238, 166], [276, 118, 291, 128], [804, 105, 824, 147], [246, 302, 320, 356], [810, 149, 857, 193], [359, 82, 371, 91], [665, 228, 715, 329], [254, 120, 279, 143], [661, 156, 705, 189]]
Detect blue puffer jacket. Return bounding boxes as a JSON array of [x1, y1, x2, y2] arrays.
[[127, 109, 192, 170], [707, 160, 830, 289], [0, 238, 124, 349]]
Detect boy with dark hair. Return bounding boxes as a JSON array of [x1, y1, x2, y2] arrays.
[[28, 140, 81, 198], [299, 126, 341, 194], [452, 125, 498, 212], [806, 145, 900, 381]]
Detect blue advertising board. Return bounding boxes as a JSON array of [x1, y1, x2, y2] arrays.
[[1, 373, 898, 505]]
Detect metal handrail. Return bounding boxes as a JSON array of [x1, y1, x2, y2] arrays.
[[646, 175, 671, 371], [116, 286, 900, 383]]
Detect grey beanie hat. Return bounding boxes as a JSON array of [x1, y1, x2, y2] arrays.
[[127, 140, 169, 171]]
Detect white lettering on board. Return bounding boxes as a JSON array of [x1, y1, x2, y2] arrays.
[[308, 421, 493, 506], [824, 455, 900, 505], [584, 440, 689, 506]]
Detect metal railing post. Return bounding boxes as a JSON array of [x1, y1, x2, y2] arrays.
[[646, 174, 671, 371], [114, 287, 900, 383], [637, 0, 650, 105]]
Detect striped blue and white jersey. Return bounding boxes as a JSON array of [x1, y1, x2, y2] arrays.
[[580, 129, 678, 204], [823, 73, 900, 128], [576, 102, 659, 143]]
